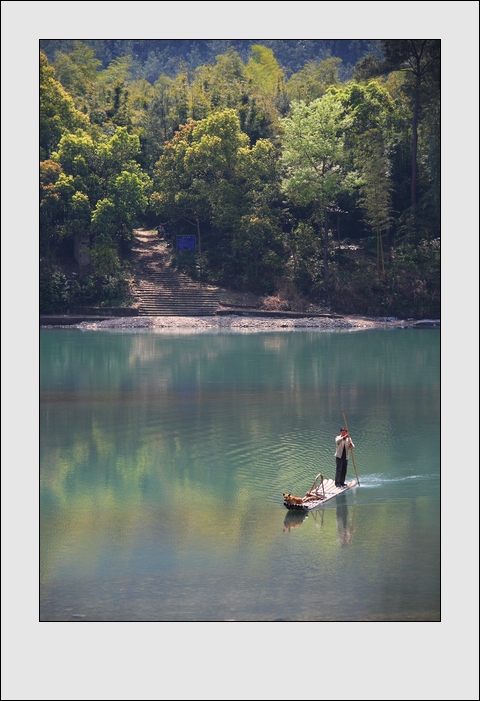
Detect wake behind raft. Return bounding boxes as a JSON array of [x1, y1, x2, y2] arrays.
[[283, 472, 358, 511]]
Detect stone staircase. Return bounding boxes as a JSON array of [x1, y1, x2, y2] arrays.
[[131, 229, 220, 316]]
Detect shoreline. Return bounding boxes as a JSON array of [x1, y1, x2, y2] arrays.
[[40, 314, 440, 332]]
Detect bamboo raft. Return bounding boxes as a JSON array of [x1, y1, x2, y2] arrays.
[[283, 473, 357, 511]]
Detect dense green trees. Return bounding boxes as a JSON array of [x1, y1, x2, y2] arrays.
[[280, 94, 352, 288], [151, 110, 283, 291], [355, 129, 393, 275], [39, 40, 440, 317], [40, 40, 383, 80], [40, 51, 89, 159], [363, 40, 441, 237], [381, 40, 440, 210], [286, 58, 341, 103], [47, 126, 151, 245]]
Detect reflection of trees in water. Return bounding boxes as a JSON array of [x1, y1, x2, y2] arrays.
[[41, 331, 439, 494]]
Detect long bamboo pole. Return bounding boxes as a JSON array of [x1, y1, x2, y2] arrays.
[[342, 410, 360, 486]]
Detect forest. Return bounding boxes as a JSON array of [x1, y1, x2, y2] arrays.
[[40, 39, 440, 318]]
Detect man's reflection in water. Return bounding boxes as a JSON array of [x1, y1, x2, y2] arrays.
[[336, 494, 353, 547], [283, 509, 308, 532]]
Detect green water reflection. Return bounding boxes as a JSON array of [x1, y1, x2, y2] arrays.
[[40, 328, 440, 621]]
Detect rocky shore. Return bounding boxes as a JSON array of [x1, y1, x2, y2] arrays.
[[40, 314, 439, 332]]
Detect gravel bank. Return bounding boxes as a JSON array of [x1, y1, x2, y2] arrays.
[[47, 314, 419, 332]]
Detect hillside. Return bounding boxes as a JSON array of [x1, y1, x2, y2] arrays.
[[39, 39, 383, 81], [39, 40, 440, 319]]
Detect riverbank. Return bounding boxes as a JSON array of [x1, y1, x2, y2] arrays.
[[40, 314, 440, 332]]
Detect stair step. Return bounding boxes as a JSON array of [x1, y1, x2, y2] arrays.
[[130, 230, 222, 316]]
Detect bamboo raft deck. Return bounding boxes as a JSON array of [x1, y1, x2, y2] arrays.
[[283, 477, 357, 510]]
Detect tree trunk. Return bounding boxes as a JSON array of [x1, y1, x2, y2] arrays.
[[196, 216, 201, 255], [377, 227, 385, 276], [411, 66, 421, 213], [323, 209, 329, 286]]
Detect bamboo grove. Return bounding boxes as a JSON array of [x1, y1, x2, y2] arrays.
[[40, 40, 440, 317]]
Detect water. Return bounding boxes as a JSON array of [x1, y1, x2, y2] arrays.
[[40, 327, 440, 621]]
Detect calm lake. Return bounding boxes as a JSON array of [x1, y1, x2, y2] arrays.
[[40, 326, 440, 622]]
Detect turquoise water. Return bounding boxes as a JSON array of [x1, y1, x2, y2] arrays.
[[40, 327, 440, 621]]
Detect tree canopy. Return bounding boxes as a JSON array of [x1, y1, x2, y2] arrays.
[[39, 40, 440, 318]]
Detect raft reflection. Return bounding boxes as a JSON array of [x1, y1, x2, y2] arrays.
[[282, 497, 354, 543], [282, 507, 326, 532]]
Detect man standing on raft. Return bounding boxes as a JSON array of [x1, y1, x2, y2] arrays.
[[335, 428, 355, 487]]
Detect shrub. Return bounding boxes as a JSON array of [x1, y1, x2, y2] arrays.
[[40, 266, 71, 313]]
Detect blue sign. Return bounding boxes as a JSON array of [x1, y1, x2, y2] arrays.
[[177, 235, 196, 251]]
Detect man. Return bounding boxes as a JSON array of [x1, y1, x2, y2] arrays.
[[335, 428, 355, 488]]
